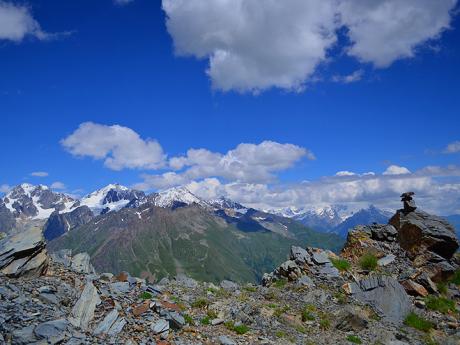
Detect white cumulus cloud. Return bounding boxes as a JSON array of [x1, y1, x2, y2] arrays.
[[138, 141, 312, 189], [162, 0, 458, 93], [61, 122, 166, 171], [0, 1, 51, 42], [339, 0, 457, 67], [383, 165, 411, 176]]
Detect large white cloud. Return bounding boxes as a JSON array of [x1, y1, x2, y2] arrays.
[[163, 0, 458, 92], [61, 122, 166, 171], [137, 141, 312, 189], [0, 1, 49, 42], [162, 0, 339, 92], [339, 0, 457, 67]]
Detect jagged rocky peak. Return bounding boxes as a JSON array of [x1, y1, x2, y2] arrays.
[[76, 183, 145, 215], [2, 183, 74, 220]]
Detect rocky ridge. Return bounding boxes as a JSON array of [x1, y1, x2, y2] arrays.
[[0, 193, 459, 345]]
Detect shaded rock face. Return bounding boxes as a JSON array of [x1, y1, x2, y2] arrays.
[[0, 226, 48, 278], [390, 210, 459, 259], [43, 206, 94, 241], [103, 189, 145, 206], [0, 201, 16, 234]]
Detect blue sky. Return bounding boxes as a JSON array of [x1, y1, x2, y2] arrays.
[[1, 0, 460, 214]]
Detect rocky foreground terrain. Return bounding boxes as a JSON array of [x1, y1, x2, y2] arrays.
[[0, 193, 459, 345]]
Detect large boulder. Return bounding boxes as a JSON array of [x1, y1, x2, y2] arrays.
[[345, 276, 411, 323], [0, 226, 48, 278], [390, 210, 459, 259]]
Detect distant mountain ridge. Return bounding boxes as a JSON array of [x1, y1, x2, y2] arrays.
[[269, 204, 394, 237]]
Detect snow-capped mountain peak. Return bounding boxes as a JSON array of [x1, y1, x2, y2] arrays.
[[154, 186, 209, 208], [208, 196, 248, 214], [76, 184, 145, 215], [2, 183, 74, 220]]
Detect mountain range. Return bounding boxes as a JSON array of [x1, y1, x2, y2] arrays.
[[1, 183, 458, 282], [0, 184, 342, 282]]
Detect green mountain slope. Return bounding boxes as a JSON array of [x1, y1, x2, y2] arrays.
[[49, 204, 343, 283]]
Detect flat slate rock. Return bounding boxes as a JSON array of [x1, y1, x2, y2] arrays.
[[349, 276, 411, 323], [0, 226, 48, 278], [69, 280, 101, 330], [34, 319, 68, 344]]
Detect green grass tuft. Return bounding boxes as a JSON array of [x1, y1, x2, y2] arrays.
[[425, 296, 456, 314], [331, 258, 351, 272], [346, 335, 362, 344], [224, 321, 250, 334], [273, 278, 288, 288], [404, 312, 433, 332], [138, 291, 153, 300], [359, 253, 378, 271], [183, 314, 194, 325], [301, 309, 315, 322], [191, 298, 209, 309], [200, 316, 211, 325], [450, 269, 460, 285]]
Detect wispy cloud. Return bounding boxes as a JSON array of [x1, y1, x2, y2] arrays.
[[0, 184, 11, 194], [113, 0, 134, 6], [445, 140, 460, 154], [30, 171, 49, 177], [332, 69, 364, 84], [50, 181, 66, 190]]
